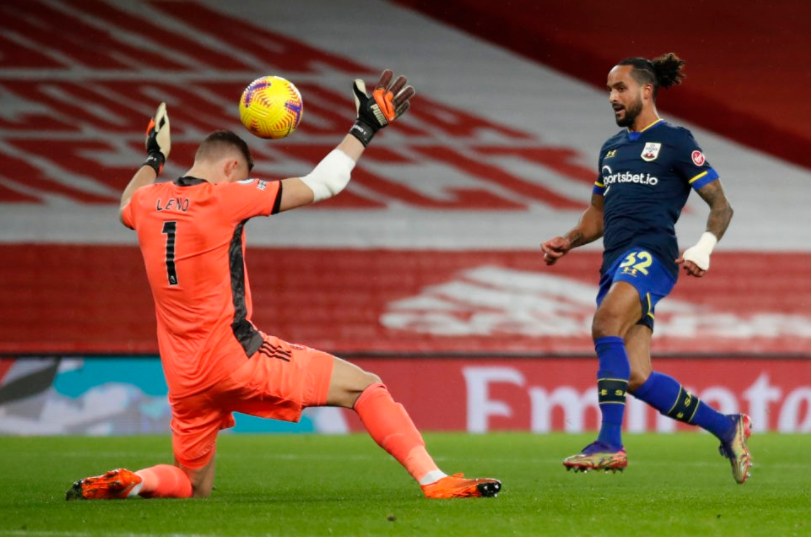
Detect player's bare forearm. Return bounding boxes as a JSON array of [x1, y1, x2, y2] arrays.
[[120, 166, 157, 211], [561, 194, 605, 249], [697, 180, 733, 240], [567, 197, 605, 247], [677, 180, 733, 278], [542, 194, 603, 265]]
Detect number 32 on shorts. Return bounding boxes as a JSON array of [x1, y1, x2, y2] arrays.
[[619, 251, 653, 276]]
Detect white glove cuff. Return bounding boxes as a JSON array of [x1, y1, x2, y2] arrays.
[[301, 149, 356, 202]]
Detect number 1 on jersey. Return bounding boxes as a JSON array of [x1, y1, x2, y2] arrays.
[[162, 221, 179, 286]]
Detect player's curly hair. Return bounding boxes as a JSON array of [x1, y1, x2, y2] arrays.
[[618, 53, 686, 99], [197, 130, 255, 172]]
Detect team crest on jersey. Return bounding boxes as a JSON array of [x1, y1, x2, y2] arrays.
[[641, 142, 661, 162], [692, 150, 706, 166]]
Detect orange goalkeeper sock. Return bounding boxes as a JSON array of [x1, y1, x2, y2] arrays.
[[354, 383, 443, 484], [135, 464, 193, 498]]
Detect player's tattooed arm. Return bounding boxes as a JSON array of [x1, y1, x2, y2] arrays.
[[677, 179, 733, 277], [542, 194, 604, 265], [567, 194, 605, 247], [696, 179, 734, 240]]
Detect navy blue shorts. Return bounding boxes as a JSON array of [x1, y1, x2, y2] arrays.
[[596, 248, 677, 331]]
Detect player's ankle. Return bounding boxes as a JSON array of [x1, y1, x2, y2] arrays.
[[418, 470, 448, 485], [126, 481, 144, 498]]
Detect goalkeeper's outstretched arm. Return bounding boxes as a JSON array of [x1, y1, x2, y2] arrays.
[[119, 103, 171, 226], [276, 69, 415, 213]]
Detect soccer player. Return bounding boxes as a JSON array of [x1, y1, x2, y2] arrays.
[[66, 71, 501, 500], [541, 54, 752, 483]]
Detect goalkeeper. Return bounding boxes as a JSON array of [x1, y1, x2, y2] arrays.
[[66, 70, 501, 501]]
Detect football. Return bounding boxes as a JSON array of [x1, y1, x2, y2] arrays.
[[238, 76, 304, 139]]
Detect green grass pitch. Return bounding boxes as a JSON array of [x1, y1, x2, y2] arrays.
[[1, 433, 809, 537]]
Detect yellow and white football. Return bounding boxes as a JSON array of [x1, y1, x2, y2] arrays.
[[238, 76, 304, 140]]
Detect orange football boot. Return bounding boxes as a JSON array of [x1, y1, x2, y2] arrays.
[[66, 468, 142, 501], [421, 473, 502, 499]]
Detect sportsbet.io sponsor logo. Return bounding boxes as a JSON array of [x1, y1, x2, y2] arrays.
[[601, 165, 659, 186]]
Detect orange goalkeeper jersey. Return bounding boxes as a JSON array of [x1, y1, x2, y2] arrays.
[[121, 176, 282, 398]]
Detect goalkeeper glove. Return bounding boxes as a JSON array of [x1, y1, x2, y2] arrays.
[[144, 102, 171, 175], [349, 69, 415, 147]]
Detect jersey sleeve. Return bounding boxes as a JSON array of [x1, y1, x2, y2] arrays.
[[673, 130, 720, 191], [593, 147, 607, 196], [593, 175, 606, 196], [217, 179, 283, 223]]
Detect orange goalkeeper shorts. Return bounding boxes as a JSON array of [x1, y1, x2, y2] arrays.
[[169, 333, 334, 469]]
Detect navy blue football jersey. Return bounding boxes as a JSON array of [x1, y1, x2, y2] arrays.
[[593, 119, 719, 277]]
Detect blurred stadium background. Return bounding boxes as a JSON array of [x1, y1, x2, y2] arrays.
[[1, 0, 810, 437]]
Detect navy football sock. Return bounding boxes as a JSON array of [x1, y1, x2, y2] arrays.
[[633, 372, 735, 441], [594, 336, 630, 449]]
